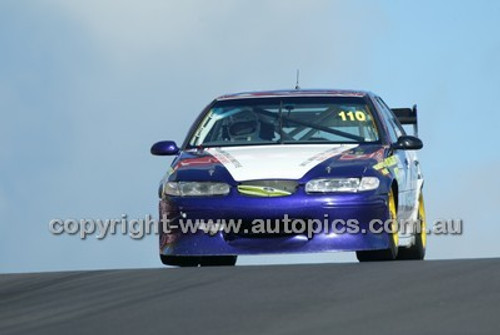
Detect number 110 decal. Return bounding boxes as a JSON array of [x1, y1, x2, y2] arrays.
[[338, 110, 366, 122]]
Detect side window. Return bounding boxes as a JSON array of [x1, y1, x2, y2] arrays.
[[378, 97, 407, 137], [374, 97, 398, 143]]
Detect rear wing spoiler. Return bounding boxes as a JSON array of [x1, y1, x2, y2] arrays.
[[391, 104, 418, 136]]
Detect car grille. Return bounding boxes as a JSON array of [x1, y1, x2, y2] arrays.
[[237, 180, 299, 197]]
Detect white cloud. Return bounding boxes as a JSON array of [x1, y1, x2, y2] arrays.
[[48, 0, 387, 84]]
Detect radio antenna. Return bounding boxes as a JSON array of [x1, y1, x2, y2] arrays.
[[295, 69, 300, 90]]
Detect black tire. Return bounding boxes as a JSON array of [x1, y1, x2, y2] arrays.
[[160, 255, 237, 267], [356, 236, 398, 262], [356, 188, 399, 262], [398, 193, 426, 260]]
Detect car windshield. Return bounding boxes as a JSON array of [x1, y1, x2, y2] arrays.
[[188, 96, 379, 148]]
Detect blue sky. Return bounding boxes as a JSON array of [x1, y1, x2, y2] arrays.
[[1, 0, 499, 273]]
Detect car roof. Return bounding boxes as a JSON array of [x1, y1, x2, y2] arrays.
[[216, 89, 371, 101]]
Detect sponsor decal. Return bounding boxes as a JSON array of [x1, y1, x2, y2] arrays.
[[210, 148, 242, 168], [373, 155, 399, 176], [339, 148, 384, 162], [174, 156, 220, 170], [299, 145, 358, 167], [373, 155, 398, 170]]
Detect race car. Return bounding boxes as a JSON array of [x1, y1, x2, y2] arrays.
[[151, 89, 426, 266]]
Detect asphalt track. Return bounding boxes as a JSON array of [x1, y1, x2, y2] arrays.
[[1, 258, 499, 335]]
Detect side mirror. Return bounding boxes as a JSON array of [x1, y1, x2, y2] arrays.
[[393, 136, 423, 150], [151, 141, 179, 156]]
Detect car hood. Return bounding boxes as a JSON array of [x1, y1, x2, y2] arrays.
[[169, 144, 386, 183]]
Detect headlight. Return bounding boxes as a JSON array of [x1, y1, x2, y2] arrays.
[[305, 177, 379, 193], [162, 182, 231, 197]]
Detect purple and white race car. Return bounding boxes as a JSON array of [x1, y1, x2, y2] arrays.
[[151, 89, 426, 266]]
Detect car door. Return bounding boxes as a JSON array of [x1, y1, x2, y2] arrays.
[[373, 97, 412, 221]]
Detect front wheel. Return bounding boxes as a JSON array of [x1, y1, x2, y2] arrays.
[[397, 192, 426, 260], [356, 188, 399, 262], [160, 255, 237, 267]]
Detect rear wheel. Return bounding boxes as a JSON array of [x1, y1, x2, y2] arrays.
[[160, 255, 237, 267], [356, 188, 399, 262], [397, 192, 426, 260]]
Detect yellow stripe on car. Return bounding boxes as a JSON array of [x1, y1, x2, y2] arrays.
[[373, 155, 399, 172]]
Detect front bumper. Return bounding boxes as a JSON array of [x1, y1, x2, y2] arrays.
[[159, 189, 391, 256]]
